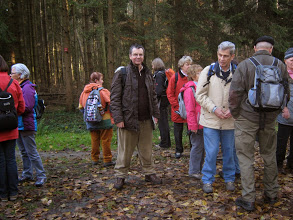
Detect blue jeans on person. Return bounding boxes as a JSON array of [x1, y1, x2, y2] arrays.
[[17, 131, 46, 180], [202, 127, 236, 184], [0, 139, 18, 199]]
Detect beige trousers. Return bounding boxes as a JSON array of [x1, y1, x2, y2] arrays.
[[115, 120, 155, 178], [235, 115, 279, 202]]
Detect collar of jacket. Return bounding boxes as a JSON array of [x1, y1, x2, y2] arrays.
[[130, 61, 149, 74], [253, 50, 272, 57], [178, 68, 187, 78]]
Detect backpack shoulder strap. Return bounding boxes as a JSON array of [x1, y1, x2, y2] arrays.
[[121, 67, 127, 89], [190, 86, 196, 98], [249, 57, 260, 67], [272, 57, 278, 66], [203, 62, 217, 87], [2, 79, 14, 92], [174, 72, 178, 89]]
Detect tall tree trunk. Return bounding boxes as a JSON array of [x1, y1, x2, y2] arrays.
[[62, 0, 74, 111], [106, 0, 114, 86], [174, 0, 184, 64], [98, 4, 107, 86]]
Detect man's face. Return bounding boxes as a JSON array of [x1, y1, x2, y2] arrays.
[[285, 57, 293, 71], [217, 49, 235, 70], [129, 48, 144, 66]]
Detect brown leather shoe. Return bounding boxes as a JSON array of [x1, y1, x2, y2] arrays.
[[264, 194, 278, 204], [145, 174, 162, 184], [235, 197, 255, 211], [114, 178, 125, 190]]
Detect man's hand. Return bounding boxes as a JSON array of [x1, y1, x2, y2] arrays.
[[214, 108, 225, 119], [116, 122, 125, 128], [222, 109, 232, 119], [282, 107, 290, 119], [153, 117, 158, 124]]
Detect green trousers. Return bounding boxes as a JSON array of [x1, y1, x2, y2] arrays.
[[235, 116, 279, 202], [115, 120, 155, 178]]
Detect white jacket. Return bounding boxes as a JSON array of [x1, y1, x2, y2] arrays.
[[196, 65, 235, 130]]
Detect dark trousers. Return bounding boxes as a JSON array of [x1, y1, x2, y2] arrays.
[[276, 123, 293, 168], [158, 105, 171, 148], [0, 139, 18, 199], [174, 122, 184, 153]]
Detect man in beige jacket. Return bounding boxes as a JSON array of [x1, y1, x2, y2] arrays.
[[196, 41, 239, 193]]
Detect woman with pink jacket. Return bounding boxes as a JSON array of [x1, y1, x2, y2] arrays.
[[180, 64, 204, 179]]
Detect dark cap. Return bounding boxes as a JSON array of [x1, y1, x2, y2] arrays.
[[284, 48, 293, 60], [254, 36, 274, 46]]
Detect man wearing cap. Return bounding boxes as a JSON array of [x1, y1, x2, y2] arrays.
[[229, 36, 290, 211], [276, 48, 293, 174]]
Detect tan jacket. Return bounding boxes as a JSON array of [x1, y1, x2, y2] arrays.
[[196, 65, 235, 130]]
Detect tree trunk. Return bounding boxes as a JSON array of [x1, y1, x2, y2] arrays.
[[106, 0, 114, 86], [62, 0, 74, 111], [98, 4, 107, 87]]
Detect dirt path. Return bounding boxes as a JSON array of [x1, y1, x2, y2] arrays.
[[1, 148, 293, 219]]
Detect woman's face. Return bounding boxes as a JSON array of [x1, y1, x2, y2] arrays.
[[10, 68, 21, 81], [96, 76, 104, 86], [181, 62, 191, 73], [192, 72, 201, 82]]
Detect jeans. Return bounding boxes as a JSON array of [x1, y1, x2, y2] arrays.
[[189, 129, 204, 175], [0, 139, 18, 198], [276, 123, 293, 168], [17, 131, 46, 179], [202, 127, 236, 184], [158, 104, 171, 148]]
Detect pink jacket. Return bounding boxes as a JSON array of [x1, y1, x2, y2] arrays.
[[180, 81, 203, 131]]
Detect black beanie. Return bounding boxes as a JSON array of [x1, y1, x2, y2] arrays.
[[254, 36, 275, 46], [284, 48, 293, 60]]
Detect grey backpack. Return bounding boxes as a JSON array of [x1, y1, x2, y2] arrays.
[[176, 85, 196, 119], [84, 87, 104, 122], [248, 57, 285, 111]]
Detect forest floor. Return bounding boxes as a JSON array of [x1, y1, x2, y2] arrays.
[[1, 147, 293, 219]]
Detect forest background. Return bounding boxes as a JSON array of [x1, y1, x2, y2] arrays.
[[0, 0, 293, 111]]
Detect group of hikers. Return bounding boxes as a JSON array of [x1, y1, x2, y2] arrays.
[[1, 35, 293, 212]]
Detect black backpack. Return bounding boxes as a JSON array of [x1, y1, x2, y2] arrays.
[[0, 79, 18, 131]]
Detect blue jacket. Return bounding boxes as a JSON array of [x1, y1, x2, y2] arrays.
[[18, 79, 38, 131]]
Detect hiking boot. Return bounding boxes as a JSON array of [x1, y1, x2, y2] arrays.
[[189, 173, 202, 180], [92, 161, 99, 165], [226, 182, 235, 191], [114, 178, 125, 190], [103, 161, 116, 167], [263, 194, 278, 205], [235, 197, 255, 211], [35, 178, 46, 187], [175, 152, 182, 159], [203, 183, 213, 193], [1, 197, 8, 202], [145, 174, 162, 184], [18, 176, 33, 183], [9, 195, 17, 201]]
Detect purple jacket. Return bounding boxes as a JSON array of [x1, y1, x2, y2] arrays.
[[18, 79, 37, 131]]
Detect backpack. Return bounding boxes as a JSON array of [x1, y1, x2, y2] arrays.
[[35, 98, 45, 119], [248, 57, 285, 111], [203, 61, 237, 87], [84, 87, 104, 122], [165, 68, 175, 88], [0, 79, 18, 131], [176, 85, 196, 119]]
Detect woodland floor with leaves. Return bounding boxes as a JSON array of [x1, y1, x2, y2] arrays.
[[1, 147, 293, 219]]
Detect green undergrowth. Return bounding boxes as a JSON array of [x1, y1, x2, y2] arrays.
[[35, 109, 118, 151], [35, 107, 190, 152]]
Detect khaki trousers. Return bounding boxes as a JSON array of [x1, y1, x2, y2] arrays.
[[115, 120, 155, 178], [235, 116, 279, 202], [90, 128, 113, 163]]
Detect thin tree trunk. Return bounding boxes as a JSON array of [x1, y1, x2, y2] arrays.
[[106, 0, 114, 85]]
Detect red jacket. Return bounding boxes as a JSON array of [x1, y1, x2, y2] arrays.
[[167, 71, 189, 123], [0, 72, 25, 142]]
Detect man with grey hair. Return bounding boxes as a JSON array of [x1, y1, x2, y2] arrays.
[[10, 63, 47, 187], [196, 41, 239, 193], [229, 36, 290, 211]]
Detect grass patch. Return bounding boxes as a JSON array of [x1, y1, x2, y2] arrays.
[[35, 109, 118, 151]]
